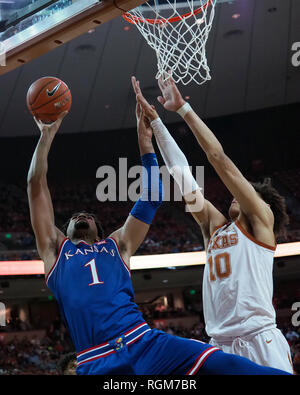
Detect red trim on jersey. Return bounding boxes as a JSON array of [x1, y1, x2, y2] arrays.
[[124, 322, 147, 336], [77, 350, 115, 366], [77, 323, 147, 357], [107, 237, 131, 275], [77, 341, 110, 357], [76, 240, 91, 246], [126, 329, 150, 346], [77, 239, 105, 246], [186, 347, 219, 375], [235, 220, 276, 251], [45, 237, 69, 284]]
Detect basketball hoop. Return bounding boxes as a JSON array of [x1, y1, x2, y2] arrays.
[[123, 0, 217, 85]]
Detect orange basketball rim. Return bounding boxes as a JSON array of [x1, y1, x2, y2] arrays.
[[122, 0, 214, 25]]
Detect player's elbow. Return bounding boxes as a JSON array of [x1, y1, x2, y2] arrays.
[[27, 177, 40, 192], [27, 177, 46, 198], [207, 148, 226, 166]]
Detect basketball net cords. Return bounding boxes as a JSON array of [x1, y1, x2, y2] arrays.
[[123, 0, 217, 85]]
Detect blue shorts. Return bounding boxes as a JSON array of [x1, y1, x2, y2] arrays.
[[76, 323, 220, 375]]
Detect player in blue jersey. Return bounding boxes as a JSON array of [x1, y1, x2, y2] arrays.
[[27, 104, 291, 375]]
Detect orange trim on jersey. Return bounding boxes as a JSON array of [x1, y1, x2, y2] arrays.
[[235, 220, 276, 251], [210, 223, 228, 239]]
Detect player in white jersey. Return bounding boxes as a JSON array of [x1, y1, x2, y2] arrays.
[[204, 219, 293, 373], [132, 74, 293, 373]]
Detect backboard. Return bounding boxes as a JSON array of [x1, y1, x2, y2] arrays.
[[0, 0, 147, 75]]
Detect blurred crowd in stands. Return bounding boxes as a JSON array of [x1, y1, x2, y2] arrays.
[[1, 167, 300, 260], [0, 164, 300, 374], [1, 0, 74, 41], [0, 316, 73, 375]]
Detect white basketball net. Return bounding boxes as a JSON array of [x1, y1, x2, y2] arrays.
[[123, 0, 217, 85]]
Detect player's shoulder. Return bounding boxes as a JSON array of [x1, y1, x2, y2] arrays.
[[235, 219, 276, 251]]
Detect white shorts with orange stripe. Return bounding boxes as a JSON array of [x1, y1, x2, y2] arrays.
[[209, 327, 294, 374]]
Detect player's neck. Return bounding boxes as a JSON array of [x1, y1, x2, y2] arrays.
[[235, 212, 251, 232]]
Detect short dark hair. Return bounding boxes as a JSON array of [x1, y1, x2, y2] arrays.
[[61, 211, 105, 240], [57, 352, 77, 375], [250, 178, 289, 239]]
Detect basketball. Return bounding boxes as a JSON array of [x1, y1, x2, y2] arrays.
[[26, 77, 72, 124]]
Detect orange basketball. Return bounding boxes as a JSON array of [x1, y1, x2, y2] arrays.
[[26, 77, 72, 124]]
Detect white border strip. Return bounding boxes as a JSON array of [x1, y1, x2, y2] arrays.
[[77, 342, 109, 358], [187, 346, 219, 375], [126, 328, 151, 345], [124, 322, 148, 337], [0, 241, 299, 275]]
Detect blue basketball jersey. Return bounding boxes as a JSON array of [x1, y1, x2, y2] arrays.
[[45, 238, 291, 376], [46, 237, 145, 353]]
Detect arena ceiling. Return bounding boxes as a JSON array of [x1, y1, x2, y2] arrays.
[[0, 0, 299, 137]]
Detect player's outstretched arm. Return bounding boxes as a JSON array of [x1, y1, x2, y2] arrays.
[[132, 76, 226, 247], [156, 73, 274, 239], [109, 97, 163, 265], [27, 113, 67, 276]]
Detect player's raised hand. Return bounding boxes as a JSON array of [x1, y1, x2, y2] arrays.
[[135, 102, 153, 140], [34, 111, 68, 136], [131, 76, 159, 122], [157, 71, 186, 112]]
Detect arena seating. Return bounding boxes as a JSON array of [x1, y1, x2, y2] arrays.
[[1, 169, 300, 259]]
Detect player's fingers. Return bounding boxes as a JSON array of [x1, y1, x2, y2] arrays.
[[131, 76, 138, 94], [138, 97, 155, 119], [136, 94, 150, 110], [55, 111, 68, 127], [58, 111, 69, 121], [136, 80, 143, 96], [157, 96, 165, 105], [165, 71, 173, 86], [168, 70, 175, 85], [158, 77, 165, 92], [162, 72, 169, 86], [33, 116, 40, 126], [140, 107, 145, 118], [35, 117, 47, 129]]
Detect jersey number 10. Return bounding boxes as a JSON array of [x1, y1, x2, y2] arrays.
[[208, 252, 231, 281]]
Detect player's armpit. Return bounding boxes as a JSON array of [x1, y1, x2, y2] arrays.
[[109, 215, 150, 268]]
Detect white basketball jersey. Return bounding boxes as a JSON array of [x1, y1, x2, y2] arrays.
[[203, 220, 277, 341]]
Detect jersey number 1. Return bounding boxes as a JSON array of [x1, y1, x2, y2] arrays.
[[84, 259, 104, 286], [208, 252, 231, 281]]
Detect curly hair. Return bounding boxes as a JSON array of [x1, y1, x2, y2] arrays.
[[250, 178, 289, 239], [61, 211, 105, 240]]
